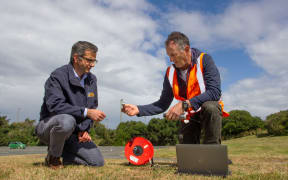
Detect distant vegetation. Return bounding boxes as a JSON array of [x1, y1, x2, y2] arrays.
[[265, 110, 288, 136], [0, 109, 287, 146], [222, 110, 265, 139], [0, 117, 39, 146]]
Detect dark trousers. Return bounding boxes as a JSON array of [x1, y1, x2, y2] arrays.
[[179, 101, 222, 144], [62, 134, 104, 166], [35, 114, 104, 166]]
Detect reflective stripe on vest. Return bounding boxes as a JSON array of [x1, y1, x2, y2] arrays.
[[197, 53, 205, 93]]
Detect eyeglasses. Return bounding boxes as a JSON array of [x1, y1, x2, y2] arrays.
[[80, 56, 98, 64]]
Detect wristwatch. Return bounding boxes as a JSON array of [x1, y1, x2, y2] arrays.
[[182, 101, 189, 111]]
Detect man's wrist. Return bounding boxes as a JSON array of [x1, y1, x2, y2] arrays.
[[182, 100, 189, 111]]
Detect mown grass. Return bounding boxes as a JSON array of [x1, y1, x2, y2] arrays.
[[0, 135, 287, 180]]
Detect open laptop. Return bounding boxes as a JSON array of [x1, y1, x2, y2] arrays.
[[176, 144, 229, 176]]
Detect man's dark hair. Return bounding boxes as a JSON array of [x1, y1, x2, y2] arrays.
[[165, 32, 190, 50], [70, 41, 98, 63]]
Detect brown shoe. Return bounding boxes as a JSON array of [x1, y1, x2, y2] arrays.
[[45, 155, 63, 169]]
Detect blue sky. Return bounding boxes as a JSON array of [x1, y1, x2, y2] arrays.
[[148, 0, 231, 13], [147, 0, 267, 91], [0, 0, 287, 129], [213, 48, 264, 91]]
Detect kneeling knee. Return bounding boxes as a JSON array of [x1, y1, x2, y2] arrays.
[[202, 101, 220, 114], [89, 158, 104, 167], [57, 114, 76, 133]]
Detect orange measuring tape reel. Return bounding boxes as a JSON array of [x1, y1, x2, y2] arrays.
[[124, 137, 154, 165]]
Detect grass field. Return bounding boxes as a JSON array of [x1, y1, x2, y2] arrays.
[[0, 135, 287, 180]]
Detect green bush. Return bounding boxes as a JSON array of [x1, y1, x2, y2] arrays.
[[147, 118, 179, 145], [8, 119, 38, 145], [98, 129, 115, 146], [265, 110, 288, 136], [113, 121, 148, 146], [222, 110, 265, 139], [0, 116, 10, 145]]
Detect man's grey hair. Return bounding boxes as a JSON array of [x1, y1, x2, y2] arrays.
[[165, 32, 190, 50], [70, 41, 98, 63]]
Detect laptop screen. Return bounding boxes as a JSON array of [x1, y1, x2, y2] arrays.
[[176, 144, 229, 176]]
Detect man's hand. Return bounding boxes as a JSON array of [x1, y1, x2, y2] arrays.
[[122, 104, 139, 116], [78, 131, 91, 143], [166, 101, 184, 120], [87, 109, 106, 122]]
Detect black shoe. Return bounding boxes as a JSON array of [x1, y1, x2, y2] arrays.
[[228, 159, 233, 165], [45, 154, 63, 169]]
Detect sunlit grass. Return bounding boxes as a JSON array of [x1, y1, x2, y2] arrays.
[[0, 135, 287, 180]]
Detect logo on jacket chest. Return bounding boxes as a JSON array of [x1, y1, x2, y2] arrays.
[[87, 92, 95, 97]]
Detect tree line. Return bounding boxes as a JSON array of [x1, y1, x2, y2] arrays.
[[0, 109, 287, 146]]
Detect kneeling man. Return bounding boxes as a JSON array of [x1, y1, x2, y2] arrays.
[[36, 41, 106, 169]]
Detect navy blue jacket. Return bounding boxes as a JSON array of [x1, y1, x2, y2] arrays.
[[137, 48, 221, 116], [40, 63, 98, 133]]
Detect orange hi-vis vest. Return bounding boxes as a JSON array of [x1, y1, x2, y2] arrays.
[[166, 53, 229, 118]]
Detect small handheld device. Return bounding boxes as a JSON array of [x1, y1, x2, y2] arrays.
[[163, 113, 190, 124], [120, 99, 125, 108]]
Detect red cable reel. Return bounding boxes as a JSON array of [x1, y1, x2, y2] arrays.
[[125, 137, 154, 165]]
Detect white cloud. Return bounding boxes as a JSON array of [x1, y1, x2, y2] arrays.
[[223, 76, 288, 118], [164, 0, 288, 119], [218, 66, 228, 82], [0, 0, 167, 128], [247, 28, 288, 76]]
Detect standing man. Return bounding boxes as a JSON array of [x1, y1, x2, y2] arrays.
[[36, 41, 106, 169], [122, 32, 229, 145]]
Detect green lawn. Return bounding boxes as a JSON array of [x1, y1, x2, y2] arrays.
[[0, 135, 287, 180]]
